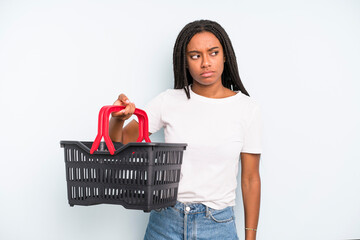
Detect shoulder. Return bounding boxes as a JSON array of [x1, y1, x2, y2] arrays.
[[233, 92, 262, 122], [235, 92, 261, 110], [148, 88, 183, 100], [164, 88, 187, 96], [146, 88, 187, 108], [158, 88, 188, 102]]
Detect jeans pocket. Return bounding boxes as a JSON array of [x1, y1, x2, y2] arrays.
[[208, 207, 234, 223]]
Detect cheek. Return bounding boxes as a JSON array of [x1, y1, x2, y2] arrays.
[[218, 53, 225, 71], [217, 61, 225, 74], [187, 67, 197, 80], [187, 62, 199, 76]]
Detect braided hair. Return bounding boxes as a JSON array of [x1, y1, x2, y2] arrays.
[[173, 19, 249, 99]]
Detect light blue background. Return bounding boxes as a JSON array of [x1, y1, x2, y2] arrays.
[[0, 1, 359, 239]]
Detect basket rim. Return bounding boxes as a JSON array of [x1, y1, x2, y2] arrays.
[[60, 140, 187, 155]]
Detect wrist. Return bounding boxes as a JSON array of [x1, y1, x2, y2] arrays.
[[111, 116, 126, 125], [245, 227, 257, 232], [245, 227, 257, 240], [245, 232, 256, 240]]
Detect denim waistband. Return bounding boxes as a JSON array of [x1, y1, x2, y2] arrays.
[[171, 201, 235, 240], [173, 201, 207, 213], [172, 201, 233, 216]]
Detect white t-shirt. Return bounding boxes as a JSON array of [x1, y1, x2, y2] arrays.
[[143, 87, 262, 210]]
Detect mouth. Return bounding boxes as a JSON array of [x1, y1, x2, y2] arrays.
[[200, 71, 215, 77]]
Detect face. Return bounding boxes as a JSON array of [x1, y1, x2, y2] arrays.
[[186, 31, 225, 87]]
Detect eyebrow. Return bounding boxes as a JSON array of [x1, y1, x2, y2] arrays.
[[187, 46, 220, 54]]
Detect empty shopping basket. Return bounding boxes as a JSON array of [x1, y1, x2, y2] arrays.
[[60, 105, 187, 212]]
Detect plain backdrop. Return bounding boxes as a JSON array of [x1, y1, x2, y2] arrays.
[[0, 0, 359, 239]]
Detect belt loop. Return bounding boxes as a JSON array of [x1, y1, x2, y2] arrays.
[[205, 205, 209, 218]]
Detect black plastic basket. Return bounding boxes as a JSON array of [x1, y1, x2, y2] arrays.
[[60, 105, 186, 212]]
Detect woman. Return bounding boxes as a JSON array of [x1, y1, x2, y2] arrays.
[[109, 20, 261, 240]]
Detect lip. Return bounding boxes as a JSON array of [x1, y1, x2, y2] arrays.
[[200, 71, 215, 77]]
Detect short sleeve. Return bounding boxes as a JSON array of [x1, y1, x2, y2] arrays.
[[141, 91, 166, 134], [241, 105, 262, 154]]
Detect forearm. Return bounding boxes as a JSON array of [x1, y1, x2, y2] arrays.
[[109, 117, 125, 142], [241, 177, 261, 240]]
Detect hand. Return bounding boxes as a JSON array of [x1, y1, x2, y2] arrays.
[[111, 93, 136, 121]]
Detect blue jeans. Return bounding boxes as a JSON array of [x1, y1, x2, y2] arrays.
[[144, 201, 239, 240]]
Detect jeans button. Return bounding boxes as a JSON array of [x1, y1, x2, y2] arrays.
[[185, 206, 190, 212]]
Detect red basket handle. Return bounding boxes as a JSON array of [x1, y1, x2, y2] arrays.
[[90, 105, 151, 155]]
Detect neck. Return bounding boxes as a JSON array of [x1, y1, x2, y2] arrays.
[[191, 82, 235, 98]]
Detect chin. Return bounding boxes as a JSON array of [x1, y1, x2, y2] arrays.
[[194, 78, 220, 86]]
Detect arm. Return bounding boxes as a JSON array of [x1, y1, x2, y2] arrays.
[[240, 152, 261, 240], [109, 118, 140, 144], [109, 94, 150, 144]]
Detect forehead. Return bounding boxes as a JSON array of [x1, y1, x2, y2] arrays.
[[186, 31, 222, 51]]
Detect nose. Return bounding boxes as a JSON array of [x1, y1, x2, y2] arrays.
[[201, 55, 211, 68]]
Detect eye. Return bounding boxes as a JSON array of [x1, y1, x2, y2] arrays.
[[211, 51, 219, 56], [190, 54, 200, 60]]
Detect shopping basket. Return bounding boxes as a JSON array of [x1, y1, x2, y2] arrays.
[[60, 105, 187, 212]]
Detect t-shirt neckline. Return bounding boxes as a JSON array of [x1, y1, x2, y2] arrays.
[[189, 85, 240, 103]]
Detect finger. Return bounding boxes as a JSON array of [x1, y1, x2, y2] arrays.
[[113, 96, 126, 109], [112, 98, 127, 117], [129, 102, 136, 114], [111, 108, 124, 117], [113, 99, 121, 106], [112, 94, 130, 117], [123, 103, 133, 115], [118, 94, 130, 105], [124, 102, 136, 117]]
